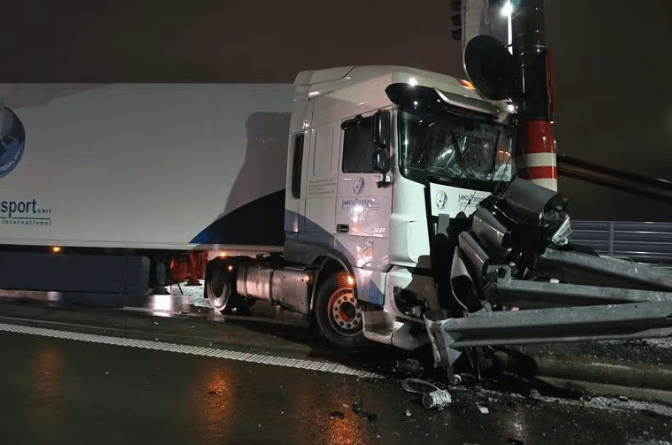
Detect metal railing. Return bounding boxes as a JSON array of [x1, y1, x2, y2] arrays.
[[571, 221, 672, 265]]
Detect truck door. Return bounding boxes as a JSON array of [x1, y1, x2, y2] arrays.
[[336, 112, 392, 305]]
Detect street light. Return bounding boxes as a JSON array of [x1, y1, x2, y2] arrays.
[[501, 0, 514, 17], [501, 0, 514, 54]]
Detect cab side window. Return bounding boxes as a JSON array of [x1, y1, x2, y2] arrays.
[[290, 134, 304, 199], [342, 116, 376, 173]]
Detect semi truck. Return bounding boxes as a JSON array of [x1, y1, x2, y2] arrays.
[[0, 67, 507, 351], [4, 0, 672, 375]]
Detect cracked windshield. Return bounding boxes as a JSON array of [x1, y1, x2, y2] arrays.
[[399, 109, 514, 191]]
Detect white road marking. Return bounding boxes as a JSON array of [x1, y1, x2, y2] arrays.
[[0, 322, 382, 379]]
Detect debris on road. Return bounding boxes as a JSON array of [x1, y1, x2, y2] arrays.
[[423, 389, 452, 410], [401, 378, 440, 395], [392, 358, 424, 377], [477, 405, 489, 414], [328, 411, 345, 420], [401, 378, 452, 410], [351, 400, 378, 423], [405, 409, 412, 417]]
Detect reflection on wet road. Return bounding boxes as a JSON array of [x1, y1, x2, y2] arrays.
[[25, 346, 67, 443], [0, 283, 307, 325], [191, 365, 237, 443]]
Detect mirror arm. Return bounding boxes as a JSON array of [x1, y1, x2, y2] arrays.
[[376, 174, 392, 188]]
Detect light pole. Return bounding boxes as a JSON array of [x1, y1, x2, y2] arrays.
[[502, 0, 514, 54]]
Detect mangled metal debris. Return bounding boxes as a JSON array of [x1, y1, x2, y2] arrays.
[[425, 178, 672, 371], [351, 400, 377, 423], [423, 389, 452, 410], [391, 359, 424, 377], [401, 378, 452, 410]]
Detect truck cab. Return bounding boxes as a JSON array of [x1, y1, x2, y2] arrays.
[[280, 66, 515, 349]]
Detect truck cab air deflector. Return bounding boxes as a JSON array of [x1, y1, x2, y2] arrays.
[[385, 83, 498, 117]]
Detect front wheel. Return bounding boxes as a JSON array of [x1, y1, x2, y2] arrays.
[[314, 272, 371, 351]]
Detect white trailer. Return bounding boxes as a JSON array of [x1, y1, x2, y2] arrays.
[[0, 83, 295, 296], [0, 83, 295, 249], [1, 66, 510, 351]]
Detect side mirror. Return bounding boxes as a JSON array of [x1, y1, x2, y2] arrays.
[[373, 110, 390, 149], [373, 150, 390, 173]]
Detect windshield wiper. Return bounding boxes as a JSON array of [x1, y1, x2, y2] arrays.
[[489, 130, 501, 175], [450, 131, 466, 170]]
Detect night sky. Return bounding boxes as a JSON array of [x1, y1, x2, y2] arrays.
[[2, 0, 671, 220]]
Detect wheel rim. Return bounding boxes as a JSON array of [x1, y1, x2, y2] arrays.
[[209, 268, 229, 308], [327, 287, 363, 337]]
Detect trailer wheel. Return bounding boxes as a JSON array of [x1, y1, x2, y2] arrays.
[[314, 272, 371, 351]]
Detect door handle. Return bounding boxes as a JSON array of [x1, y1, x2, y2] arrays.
[[336, 224, 349, 233]]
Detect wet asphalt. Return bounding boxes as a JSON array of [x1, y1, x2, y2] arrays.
[[3, 330, 672, 445], [0, 286, 671, 444]]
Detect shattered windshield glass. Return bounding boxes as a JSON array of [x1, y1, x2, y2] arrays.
[[398, 109, 514, 191]]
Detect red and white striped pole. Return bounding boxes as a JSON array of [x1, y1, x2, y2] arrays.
[[518, 120, 557, 191], [513, 0, 557, 191]]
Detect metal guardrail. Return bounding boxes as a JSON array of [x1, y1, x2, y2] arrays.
[[571, 221, 672, 265]]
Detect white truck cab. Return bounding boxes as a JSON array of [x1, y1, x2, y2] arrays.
[[269, 66, 516, 349]]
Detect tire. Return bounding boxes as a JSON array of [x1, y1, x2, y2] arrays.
[[205, 260, 255, 314], [205, 260, 234, 313], [314, 272, 371, 351]]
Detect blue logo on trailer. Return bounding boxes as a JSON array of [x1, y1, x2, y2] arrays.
[[0, 105, 26, 179]]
